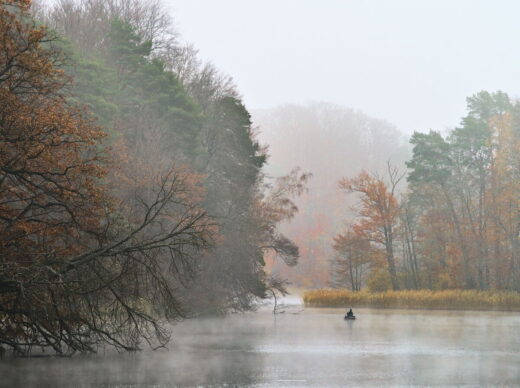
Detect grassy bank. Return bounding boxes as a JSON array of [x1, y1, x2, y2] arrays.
[[303, 289, 520, 311]]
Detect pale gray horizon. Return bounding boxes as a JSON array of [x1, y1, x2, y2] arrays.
[[165, 0, 520, 135]]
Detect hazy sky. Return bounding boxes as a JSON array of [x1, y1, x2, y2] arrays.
[[164, 0, 520, 135]]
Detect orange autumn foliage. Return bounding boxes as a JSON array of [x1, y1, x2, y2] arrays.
[[0, 0, 107, 266], [339, 168, 403, 290], [0, 3, 216, 354]]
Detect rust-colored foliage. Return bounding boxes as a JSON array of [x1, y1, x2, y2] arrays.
[[332, 228, 372, 291], [339, 172, 400, 245], [0, 2, 215, 355], [0, 0, 107, 270], [339, 168, 403, 290], [255, 167, 311, 266], [0, 0, 109, 353]]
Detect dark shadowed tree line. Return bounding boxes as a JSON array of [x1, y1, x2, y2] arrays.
[[0, 0, 306, 355]]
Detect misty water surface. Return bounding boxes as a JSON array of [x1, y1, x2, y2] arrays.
[[2, 304, 520, 387]]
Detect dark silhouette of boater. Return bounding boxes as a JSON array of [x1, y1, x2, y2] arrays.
[[344, 308, 356, 320]]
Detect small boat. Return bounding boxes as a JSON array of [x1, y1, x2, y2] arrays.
[[344, 315, 356, 320]]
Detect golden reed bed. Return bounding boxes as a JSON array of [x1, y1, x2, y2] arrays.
[[302, 289, 520, 311]]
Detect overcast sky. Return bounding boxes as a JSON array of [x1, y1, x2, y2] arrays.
[[164, 0, 520, 134]]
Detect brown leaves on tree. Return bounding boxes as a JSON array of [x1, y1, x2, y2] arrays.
[[0, 2, 215, 356], [256, 167, 311, 266], [1, 0, 107, 270], [339, 165, 404, 290]]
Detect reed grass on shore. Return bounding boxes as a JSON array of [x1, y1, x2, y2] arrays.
[[303, 289, 520, 311]]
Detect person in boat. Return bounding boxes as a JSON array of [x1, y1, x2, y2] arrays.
[[346, 308, 354, 318]]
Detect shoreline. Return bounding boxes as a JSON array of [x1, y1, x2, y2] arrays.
[[303, 289, 520, 312]]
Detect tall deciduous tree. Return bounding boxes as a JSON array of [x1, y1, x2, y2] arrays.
[[339, 165, 404, 290], [332, 228, 371, 291]]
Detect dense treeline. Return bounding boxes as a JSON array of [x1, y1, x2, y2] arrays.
[[0, 0, 305, 355], [333, 91, 520, 293]]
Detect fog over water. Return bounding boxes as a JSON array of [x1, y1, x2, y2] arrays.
[[4, 1, 520, 386], [166, 0, 520, 134], [2, 305, 520, 387]]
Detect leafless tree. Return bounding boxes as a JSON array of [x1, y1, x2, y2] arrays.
[[0, 168, 215, 356]]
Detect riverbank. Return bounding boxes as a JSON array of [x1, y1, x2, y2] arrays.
[[302, 289, 520, 311]]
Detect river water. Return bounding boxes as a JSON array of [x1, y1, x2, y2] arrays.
[[2, 303, 520, 387]]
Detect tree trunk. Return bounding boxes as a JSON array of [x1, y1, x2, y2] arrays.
[[384, 225, 399, 290], [442, 186, 474, 288]]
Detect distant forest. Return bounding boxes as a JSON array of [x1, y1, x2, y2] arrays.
[[254, 103, 409, 287]]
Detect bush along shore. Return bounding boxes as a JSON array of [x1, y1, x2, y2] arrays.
[[302, 289, 520, 311]]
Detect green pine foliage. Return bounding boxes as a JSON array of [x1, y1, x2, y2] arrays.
[[42, 4, 289, 316]]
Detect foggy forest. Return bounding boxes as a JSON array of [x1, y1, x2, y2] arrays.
[[1, 1, 520, 387]]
